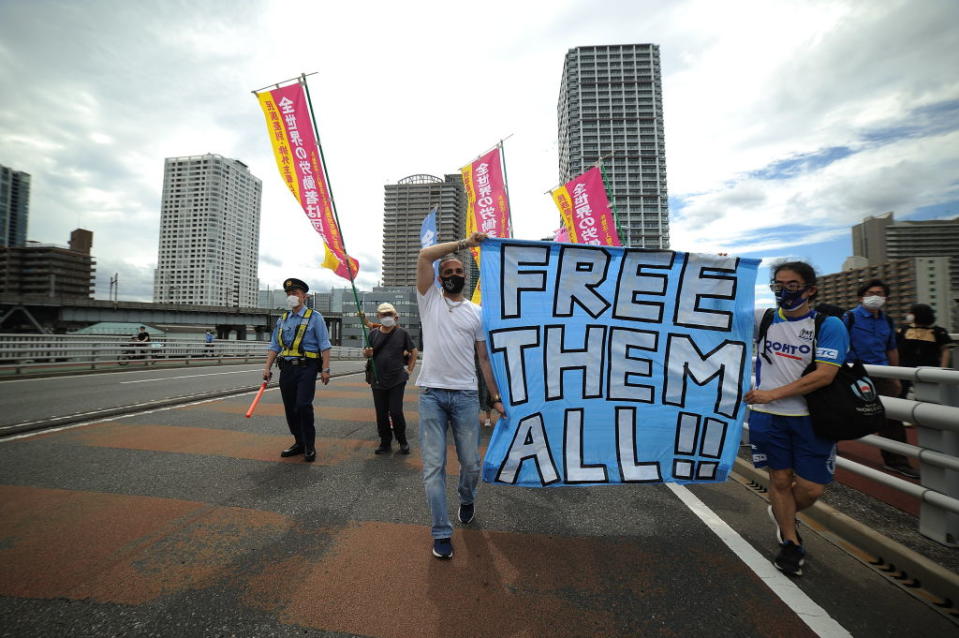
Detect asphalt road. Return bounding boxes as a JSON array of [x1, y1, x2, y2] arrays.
[[0, 361, 367, 434], [0, 373, 954, 637]]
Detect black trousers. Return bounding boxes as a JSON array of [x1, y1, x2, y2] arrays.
[[371, 382, 407, 446], [278, 359, 318, 448]]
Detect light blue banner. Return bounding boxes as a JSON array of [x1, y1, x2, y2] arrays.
[[420, 207, 440, 287], [480, 239, 758, 487]]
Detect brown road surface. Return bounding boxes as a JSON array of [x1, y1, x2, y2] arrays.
[[0, 375, 953, 637]]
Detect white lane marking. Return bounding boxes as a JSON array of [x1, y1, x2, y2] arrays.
[[1, 370, 365, 441], [666, 483, 851, 638], [0, 364, 261, 384], [120, 369, 262, 384], [0, 388, 277, 440]]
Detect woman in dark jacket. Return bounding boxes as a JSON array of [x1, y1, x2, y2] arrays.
[[363, 303, 418, 454]]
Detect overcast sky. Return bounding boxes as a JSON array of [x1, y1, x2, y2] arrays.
[[1, 0, 957, 307]]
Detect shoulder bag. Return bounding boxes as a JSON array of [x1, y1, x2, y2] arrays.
[[802, 313, 886, 440]]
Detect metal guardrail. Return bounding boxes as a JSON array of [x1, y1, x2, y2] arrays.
[[863, 364, 959, 547], [746, 363, 959, 547], [0, 333, 364, 376]]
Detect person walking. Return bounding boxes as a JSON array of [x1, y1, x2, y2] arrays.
[[843, 279, 917, 479], [416, 232, 503, 560], [746, 261, 848, 577], [204, 330, 215, 356], [133, 325, 151, 360], [363, 302, 418, 455], [261, 278, 332, 463]]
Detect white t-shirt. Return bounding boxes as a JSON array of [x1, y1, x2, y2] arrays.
[[416, 285, 486, 391], [752, 308, 847, 416]]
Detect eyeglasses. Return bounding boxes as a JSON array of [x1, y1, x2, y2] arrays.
[[378, 313, 396, 318], [769, 281, 807, 293]]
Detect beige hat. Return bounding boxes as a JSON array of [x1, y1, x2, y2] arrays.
[[376, 302, 397, 314]]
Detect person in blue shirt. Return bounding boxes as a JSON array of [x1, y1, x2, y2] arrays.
[[262, 278, 332, 463], [204, 330, 215, 356], [844, 279, 917, 479]]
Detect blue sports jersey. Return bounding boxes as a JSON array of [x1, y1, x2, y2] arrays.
[[753, 308, 849, 416]]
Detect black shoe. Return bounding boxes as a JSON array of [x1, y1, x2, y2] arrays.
[[773, 541, 805, 577], [883, 463, 920, 480], [374, 444, 391, 455], [303, 448, 316, 462], [432, 538, 453, 560], [458, 502, 475, 524], [398, 444, 411, 455], [280, 443, 304, 458]]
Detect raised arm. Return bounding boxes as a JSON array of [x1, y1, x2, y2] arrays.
[[416, 231, 488, 295]]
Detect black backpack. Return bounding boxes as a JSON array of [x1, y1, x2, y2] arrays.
[[757, 309, 885, 440]]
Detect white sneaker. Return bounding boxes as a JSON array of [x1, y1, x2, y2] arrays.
[[768, 504, 802, 545]]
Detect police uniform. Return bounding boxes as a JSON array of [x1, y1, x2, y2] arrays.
[[268, 278, 332, 461]]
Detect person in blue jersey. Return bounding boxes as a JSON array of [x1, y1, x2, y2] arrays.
[[844, 280, 917, 479], [745, 261, 849, 577], [261, 278, 332, 463]]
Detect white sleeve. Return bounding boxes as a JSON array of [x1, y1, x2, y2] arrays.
[[473, 305, 486, 342]]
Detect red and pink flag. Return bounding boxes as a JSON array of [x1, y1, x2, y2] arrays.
[[256, 82, 359, 280], [551, 166, 621, 246]]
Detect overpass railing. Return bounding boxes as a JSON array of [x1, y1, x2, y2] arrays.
[[0, 333, 364, 376], [747, 364, 959, 547]]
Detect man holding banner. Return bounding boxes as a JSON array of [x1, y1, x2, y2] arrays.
[[416, 232, 503, 560]]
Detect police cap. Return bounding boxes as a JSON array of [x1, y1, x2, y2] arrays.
[[283, 278, 309, 293]]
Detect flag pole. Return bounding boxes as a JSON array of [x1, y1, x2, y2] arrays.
[[299, 74, 377, 376], [498, 140, 514, 237], [597, 155, 625, 246]]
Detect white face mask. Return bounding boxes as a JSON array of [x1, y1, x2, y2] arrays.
[[862, 295, 885, 310], [286, 294, 300, 309], [380, 316, 396, 328], [905, 313, 915, 323]]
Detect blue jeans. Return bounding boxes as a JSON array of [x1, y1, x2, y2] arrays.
[[419, 387, 480, 539]]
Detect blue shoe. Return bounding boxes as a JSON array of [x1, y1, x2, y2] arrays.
[[458, 502, 475, 524], [432, 538, 453, 560]]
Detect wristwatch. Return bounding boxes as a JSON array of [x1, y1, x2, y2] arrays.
[[492, 395, 502, 403], [322, 368, 332, 373]]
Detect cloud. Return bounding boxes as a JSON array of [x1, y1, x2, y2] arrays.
[[1, 0, 957, 309]]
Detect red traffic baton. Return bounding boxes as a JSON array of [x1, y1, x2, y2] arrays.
[[245, 381, 268, 418]]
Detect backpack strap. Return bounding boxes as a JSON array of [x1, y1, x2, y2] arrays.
[[806, 311, 829, 369], [757, 308, 775, 364]]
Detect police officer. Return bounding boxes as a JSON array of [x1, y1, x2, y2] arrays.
[[262, 278, 332, 462]]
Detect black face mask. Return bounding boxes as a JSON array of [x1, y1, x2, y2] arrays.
[[441, 275, 466, 295]]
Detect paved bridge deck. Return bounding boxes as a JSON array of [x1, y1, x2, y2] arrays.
[[0, 375, 954, 636]]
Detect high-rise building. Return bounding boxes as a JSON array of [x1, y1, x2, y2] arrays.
[[851, 212, 893, 264], [0, 228, 95, 297], [382, 174, 468, 287], [153, 154, 262, 306], [0, 164, 30, 248], [845, 212, 959, 330], [558, 44, 669, 249]]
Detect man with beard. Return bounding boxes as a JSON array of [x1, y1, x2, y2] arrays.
[[416, 232, 503, 560]]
